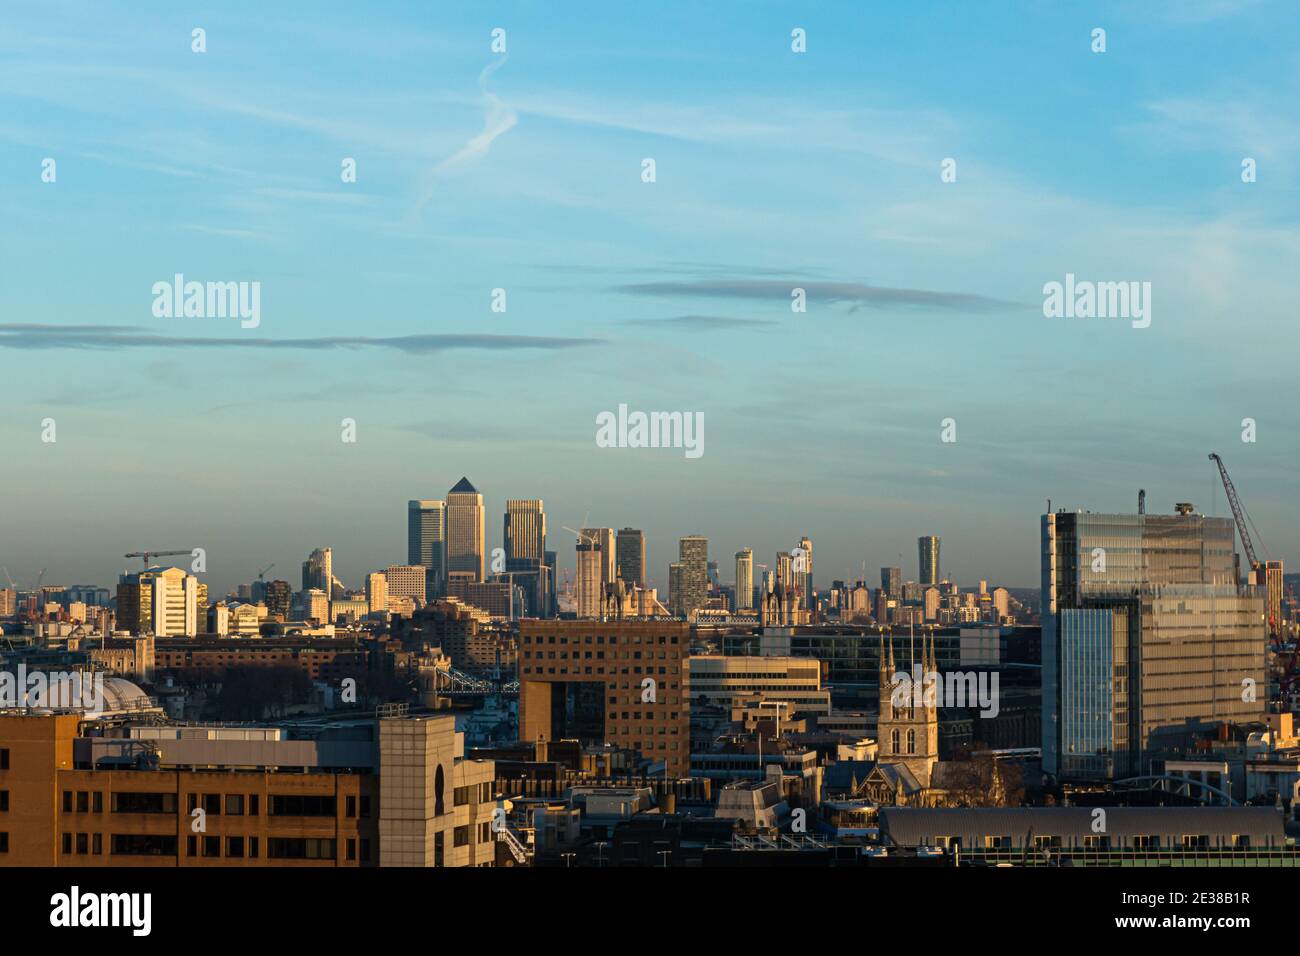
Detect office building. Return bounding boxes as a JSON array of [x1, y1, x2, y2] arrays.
[[676, 536, 708, 617], [366, 572, 388, 614], [518, 619, 690, 776], [116, 566, 200, 637], [734, 549, 754, 611], [882, 567, 902, 598], [574, 542, 603, 619], [504, 499, 546, 564], [384, 565, 428, 604], [302, 548, 333, 593], [1042, 508, 1266, 781], [447, 477, 486, 582], [408, 499, 447, 598], [616, 528, 646, 587], [918, 537, 940, 586], [686, 656, 828, 716]]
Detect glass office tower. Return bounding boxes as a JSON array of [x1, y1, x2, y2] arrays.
[[1042, 510, 1265, 781]]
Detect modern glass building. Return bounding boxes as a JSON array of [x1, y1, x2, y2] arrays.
[[918, 537, 940, 586], [1042, 510, 1265, 782], [408, 499, 446, 598]]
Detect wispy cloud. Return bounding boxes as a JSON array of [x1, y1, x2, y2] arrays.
[[616, 279, 1022, 312], [625, 314, 777, 330], [0, 324, 602, 353], [418, 58, 517, 207]]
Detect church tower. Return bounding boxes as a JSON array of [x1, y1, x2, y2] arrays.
[[876, 631, 940, 788]]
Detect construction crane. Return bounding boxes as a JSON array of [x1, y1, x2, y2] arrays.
[[1208, 454, 1266, 573], [125, 549, 192, 569], [256, 563, 275, 581]]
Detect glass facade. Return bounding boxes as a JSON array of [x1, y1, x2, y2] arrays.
[[1042, 511, 1265, 780]]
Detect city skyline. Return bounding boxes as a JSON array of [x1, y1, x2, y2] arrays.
[[3, 1, 1298, 594]]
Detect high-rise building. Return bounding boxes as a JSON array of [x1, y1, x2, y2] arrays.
[[796, 536, 813, 605], [302, 548, 333, 593], [734, 549, 754, 611], [116, 566, 200, 637], [446, 477, 485, 582], [616, 528, 646, 586], [574, 541, 603, 619], [1042, 508, 1265, 782], [408, 500, 447, 598], [881, 567, 902, 597], [263, 580, 291, 620], [504, 499, 546, 564], [676, 536, 708, 617], [581, 528, 616, 586], [366, 572, 388, 614], [668, 563, 684, 616], [918, 536, 940, 586]]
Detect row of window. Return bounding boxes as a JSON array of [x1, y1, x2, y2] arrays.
[[522, 634, 681, 645], [60, 790, 369, 818], [46, 833, 354, 859]]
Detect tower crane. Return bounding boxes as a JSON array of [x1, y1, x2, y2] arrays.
[[1208, 454, 1268, 573], [125, 549, 193, 569], [257, 563, 275, 581]]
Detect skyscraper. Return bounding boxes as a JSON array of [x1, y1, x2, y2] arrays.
[[882, 566, 902, 597], [734, 548, 754, 610], [581, 528, 616, 585], [408, 499, 447, 597], [1042, 507, 1265, 781], [796, 535, 813, 609], [302, 548, 333, 593], [575, 540, 602, 618], [504, 499, 547, 564], [447, 477, 486, 582], [616, 528, 646, 586], [918, 536, 940, 586], [676, 536, 708, 617]]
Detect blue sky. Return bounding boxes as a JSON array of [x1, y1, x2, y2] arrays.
[[3, 0, 1298, 596]]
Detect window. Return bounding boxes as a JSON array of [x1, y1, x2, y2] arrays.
[[249, 795, 259, 816], [203, 836, 220, 857], [225, 794, 244, 816], [76, 833, 88, 855], [61, 833, 72, 854], [359, 839, 369, 863], [0, 749, 8, 770], [62, 791, 72, 813], [249, 837, 259, 859], [346, 796, 356, 818], [76, 792, 89, 814], [226, 837, 244, 859], [0, 832, 7, 853], [204, 794, 221, 816], [92, 833, 102, 855], [92, 792, 102, 813], [454, 826, 470, 847], [112, 792, 178, 814], [111, 834, 178, 856], [346, 838, 356, 861], [267, 838, 336, 860], [268, 795, 336, 817], [0, 791, 7, 812]]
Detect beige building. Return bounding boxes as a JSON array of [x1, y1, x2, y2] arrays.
[[574, 541, 603, 619], [446, 477, 486, 582], [115, 566, 200, 637], [734, 549, 753, 611], [384, 565, 427, 604], [378, 715, 497, 867], [366, 572, 388, 614], [686, 655, 829, 717]]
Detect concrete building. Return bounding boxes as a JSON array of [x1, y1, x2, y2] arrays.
[[574, 541, 603, 619], [384, 565, 427, 605], [686, 655, 829, 717], [518, 619, 690, 776], [504, 499, 546, 564], [581, 528, 616, 586], [674, 536, 708, 618]]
